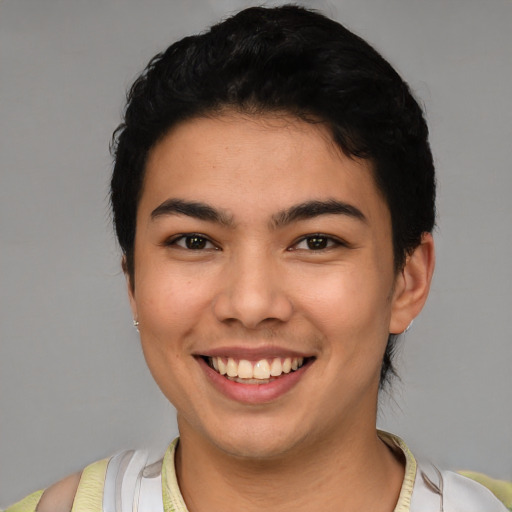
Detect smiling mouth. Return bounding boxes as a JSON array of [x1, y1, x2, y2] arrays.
[[203, 356, 311, 384]]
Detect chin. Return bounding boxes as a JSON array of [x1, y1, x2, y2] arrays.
[[218, 439, 299, 461], [206, 422, 310, 461]]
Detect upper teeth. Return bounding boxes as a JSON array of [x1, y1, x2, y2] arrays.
[[210, 356, 305, 380]]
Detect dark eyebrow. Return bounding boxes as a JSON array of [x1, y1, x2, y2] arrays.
[[150, 198, 233, 226], [271, 199, 367, 228]]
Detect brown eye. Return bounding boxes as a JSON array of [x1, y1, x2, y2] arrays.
[[306, 236, 329, 250], [185, 235, 208, 249], [170, 234, 217, 250], [291, 234, 343, 251]]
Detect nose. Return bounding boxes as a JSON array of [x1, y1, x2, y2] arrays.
[[212, 249, 294, 329]]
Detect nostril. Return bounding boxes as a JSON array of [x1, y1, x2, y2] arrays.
[[211, 276, 294, 329]]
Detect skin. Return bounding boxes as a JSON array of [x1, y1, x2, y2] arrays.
[[125, 113, 435, 512], [36, 472, 81, 512]]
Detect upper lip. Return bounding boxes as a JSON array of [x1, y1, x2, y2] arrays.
[[195, 346, 315, 360]]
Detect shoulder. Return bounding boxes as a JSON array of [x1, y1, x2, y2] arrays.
[[3, 473, 81, 512], [442, 470, 510, 511], [412, 461, 509, 511], [381, 432, 509, 512], [4, 456, 109, 512], [3, 448, 162, 512], [36, 472, 82, 512]]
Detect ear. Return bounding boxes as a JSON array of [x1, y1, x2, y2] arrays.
[[389, 233, 435, 334], [123, 256, 138, 321]]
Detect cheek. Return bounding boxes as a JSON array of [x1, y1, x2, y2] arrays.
[[133, 267, 215, 403], [134, 264, 215, 341], [293, 264, 393, 380], [296, 267, 390, 328]]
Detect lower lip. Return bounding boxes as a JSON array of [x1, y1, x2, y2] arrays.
[[197, 357, 312, 404]]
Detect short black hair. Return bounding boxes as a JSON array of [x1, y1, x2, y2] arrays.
[[111, 5, 436, 389]]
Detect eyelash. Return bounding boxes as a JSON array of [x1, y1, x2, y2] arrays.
[[164, 233, 219, 251], [164, 233, 346, 251], [290, 234, 347, 251]]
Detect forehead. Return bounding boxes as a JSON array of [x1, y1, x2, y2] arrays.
[[141, 113, 389, 224]]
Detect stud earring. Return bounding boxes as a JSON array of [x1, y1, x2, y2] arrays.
[[133, 319, 140, 332]]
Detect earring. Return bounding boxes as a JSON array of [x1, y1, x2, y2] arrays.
[[133, 319, 140, 332], [403, 320, 413, 333]]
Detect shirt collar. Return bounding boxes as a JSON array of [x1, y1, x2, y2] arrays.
[[162, 432, 417, 512]]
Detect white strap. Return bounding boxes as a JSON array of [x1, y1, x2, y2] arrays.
[[442, 471, 508, 512], [411, 461, 508, 512], [122, 450, 149, 512], [104, 451, 134, 512], [138, 460, 164, 512], [103, 450, 152, 512], [410, 461, 443, 511]]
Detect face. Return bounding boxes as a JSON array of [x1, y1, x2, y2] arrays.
[[129, 114, 412, 459]]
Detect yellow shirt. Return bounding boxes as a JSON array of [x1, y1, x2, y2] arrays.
[[4, 432, 508, 512]]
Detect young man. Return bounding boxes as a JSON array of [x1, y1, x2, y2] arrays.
[[7, 5, 507, 512]]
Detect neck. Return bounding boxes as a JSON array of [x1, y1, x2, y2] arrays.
[[174, 422, 404, 512]]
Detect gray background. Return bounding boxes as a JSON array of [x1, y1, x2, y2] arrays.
[[1, 0, 511, 506]]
